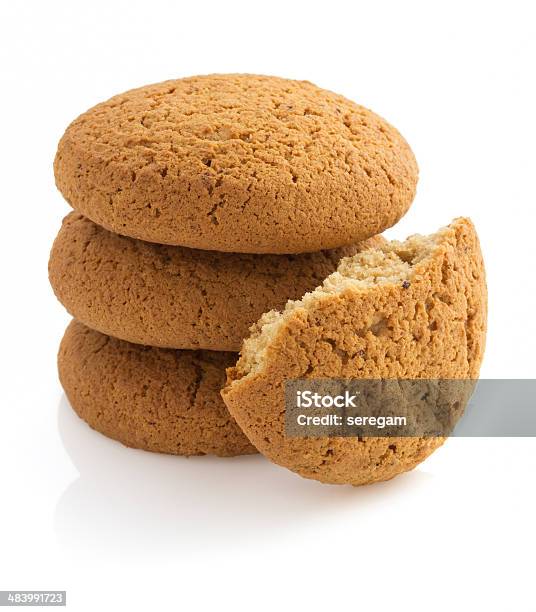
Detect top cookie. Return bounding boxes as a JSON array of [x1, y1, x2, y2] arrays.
[[54, 74, 418, 253]]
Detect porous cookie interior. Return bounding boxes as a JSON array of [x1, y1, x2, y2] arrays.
[[232, 224, 451, 379]]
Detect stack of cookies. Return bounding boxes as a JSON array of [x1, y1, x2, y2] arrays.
[[50, 74, 486, 485]]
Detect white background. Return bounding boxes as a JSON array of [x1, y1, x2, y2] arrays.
[[1, 1, 535, 610]]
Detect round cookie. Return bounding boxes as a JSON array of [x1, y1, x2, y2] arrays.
[[58, 320, 256, 457], [49, 212, 384, 351], [54, 74, 418, 254], [222, 218, 487, 485]]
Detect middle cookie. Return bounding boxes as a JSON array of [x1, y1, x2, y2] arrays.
[[49, 213, 383, 352]]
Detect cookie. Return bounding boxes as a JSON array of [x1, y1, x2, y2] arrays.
[[222, 218, 487, 485], [54, 74, 418, 254], [49, 213, 384, 351], [58, 320, 256, 457]]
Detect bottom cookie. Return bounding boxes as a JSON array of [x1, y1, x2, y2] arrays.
[[58, 320, 256, 457]]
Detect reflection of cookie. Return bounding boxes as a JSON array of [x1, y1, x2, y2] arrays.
[[49, 213, 384, 351], [222, 218, 487, 485], [54, 74, 418, 253], [58, 321, 256, 457]]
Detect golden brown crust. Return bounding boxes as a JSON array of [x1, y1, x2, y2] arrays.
[[49, 213, 384, 351], [54, 74, 418, 253], [222, 218, 487, 485], [58, 320, 256, 457]]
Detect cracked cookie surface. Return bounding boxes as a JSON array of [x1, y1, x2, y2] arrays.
[[49, 213, 384, 351], [222, 218, 487, 484], [58, 320, 256, 457], [54, 74, 418, 253]]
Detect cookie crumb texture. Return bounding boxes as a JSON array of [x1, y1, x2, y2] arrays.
[[49, 213, 384, 351], [58, 320, 257, 457], [222, 218, 487, 485], [54, 74, 418, 253]]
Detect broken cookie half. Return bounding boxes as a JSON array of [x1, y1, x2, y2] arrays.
[[221, 218, 487, 486]]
